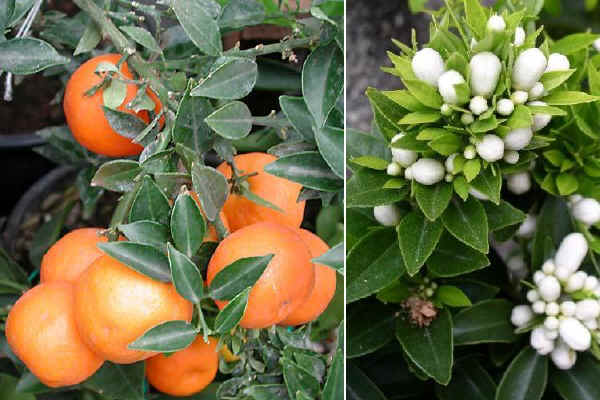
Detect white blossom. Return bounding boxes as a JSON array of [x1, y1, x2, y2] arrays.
[[469, 52, 502, 97], [497, 98, 515, 116], [559, 317, 591, 351], [546, 53, 570, 72], [411, 158, 446, 185], [555, 233, 588, 274], [506, 172, 531, 195], [551, 341, 577, 370], [529, 101, 552, 131], [538, 275, 561, 302], [487, 14, 506, 32], [476, 134, 505, 162], [571, 198, 600, 226], [412, 48, 446, 87], [391, 133, 418, 167], [512, 48, 547, 90], [516, 214, 537, 238], [503, 127, 533, 150], [469, 96, 489, 115], [438, 70, 467, 104], [514, 27, 526, 47], [374, 204, 403, 227], [511, 305, 534, 327]]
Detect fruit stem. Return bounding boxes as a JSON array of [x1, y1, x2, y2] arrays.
[[196, 304, 210, 343]]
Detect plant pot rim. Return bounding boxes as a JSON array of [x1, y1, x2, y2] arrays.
[[0, 132, 46, 149]]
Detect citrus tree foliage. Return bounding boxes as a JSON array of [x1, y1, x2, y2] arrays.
[[347, 1, 600, 399], [0, 0, 344, 399]]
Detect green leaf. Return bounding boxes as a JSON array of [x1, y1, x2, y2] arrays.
[[415, 182, 453, 221], [312, 242, 344, 274], [396, 308, 453, 385], [435, 285, 471, 307], [438, 358, 496, 400], [214, 287, 250, 333], [239, 185, 284, 212], [347, 228, 406, 303], [102, 79, 127, 110], [171, 193, 207, 258], [322, 347, 344, 400], [118, 221, 169, 247], [366, 87, 404, 139], [29, 201, 75, 267], [350, 156, 389, 170], [316, 125, 345, 178], [167, 243, 204, 304], [471, 115, 499, 133], [84, 362, 145, 400], [442, 197, 489, 253], [540, 69, 575, 91], [205, 101, 252, 140], [129, 320, 197, 352], [506, 105, 533, 130], [279, 95, 316, 142], [550, 33, 600, 55], [192, 57, 257, 99], [556, 172, 579, 195], [0, 373, 35, 400], [464, 0, 487, 38], [346, 362, 388, 400], [74, 21, 101, 55], [470, 167, 502, 205], [93, 161, 142, 192], [120, 25, 162, 53], [172, 0, 222, 55], [302, 41, 344, 128], [429, 132, 463, 156], [463, 159, 481, 182], [347, 168, 408, 207], [98, 242, 171, 282], [403, 79, 443, 109], [129, 176, 171, 224], [348, 301, 396, 358], [453, 299, 517, 345], [282, 358, 320, 399], [483, 200, 526, 231], [173, 84, 214, 152], [383, 89, 429, 112], [552, 353, 600, 400], [0, 38, 68, 74], [531, 196, 571, 269], [398, 111, 442, 124], [219, 0, 265, 29], [398, 212, 444, 276], [428, 233, 490, 277], [209, 255, 273, 300], [496, 347, 548, 400], [264, 151, 343, 192], [102, 106, 147, 139], [191, 163, 229, 221], [543, 91, 600, 105]]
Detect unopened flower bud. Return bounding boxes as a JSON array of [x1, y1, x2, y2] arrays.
[[546, 53, 570, 72], [374, 204, 402, 226], [575, 299, 600, 321], [487, 14, 506, 32], [542, 260, 555, 276], [461, 113, 474, 125], [511, 305, 534, 327], [476, 134, 505, 162], [546, 302, 560, 316], [545, 316, 560, 330], [569, 194, 583, 205], [565, 271, 587, 293], [503, 150, 519, 165], [555, 265, 572, 282], [529, 101, 552, 131], [561, 301, 577, 317], [440, 103, 453, 116], [555, 233, 588, 274], [513, 48, 548, 91], [405, 166, 413, 180], [445, 173, 453, 182], [539, 275, 561, 302], [584, 276, 599, 291], [506, 172, 531, 195], [532, 300, 546, 314], [504, 127, 533, 150], [551, 341, 577, 370], [533, 271, 546, 285], [527, 289, 540, 303], [445, 153, 458, 173], [412, 48, 446, 87], [559, 317, 591, 351], [438, 70, 467, 105], [391, 133, 418, 167], [411, 158, 445, 185], [469, 52, 502, 97], [463, 145, 476, 159], [514, 27, 526, 47], [517, 214, 537, 238], [470, 96, 489, 115], [529, 82, 545, 100], [512, 90, 529, 105], [572, 198, 600, 226], [584, 318, 598, 330], [595, 38, 600, 52], [497, 98, 515, 116], [387, 162, 402, 176], [531, 327, 555, 354]]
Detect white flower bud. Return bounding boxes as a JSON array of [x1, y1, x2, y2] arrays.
[[476, 134, 505, 162], [555, 265, 572, 282], [487, 14, 506, 32], [503, 127, 533, 150], [391, 133, 418, 167], [575, 299, 600, 321], [531, 327, 555, 355], [503, 150, 520, 165], [533, 271, 546, 285], [569, 194, 584, 205], [507, 255, 526, 272], [533, 300, 547, 314], [538, 275, 561, 302], [514, 27, 526, 46], [469, 187, 489, 201], [546, 328, 559, 340], [470, 38, 478, 49], [512, 90, 529, 105], [445, 173, 453, 182], [411, 158, 445, 186], [527, 289, 540, 303], [440, 103, 453, 116], [572, 198, 600, 226], [584, 276, 599, 291], [559, 317, 592, 351], [469, 52, 502, 97], [463, 146, 476, 160], [469, 96, 489, 115], [546, 302, 560, 316], [529, 82, 545, 100], [555, 233, 588, 274], [551, 341, 577, 370], [438, 70, 467, 105], [445, 153, 458, 173], [511, 305, 534, 327], [461, 113, 474, 125], [565, 271, 588, 293], [374, 204, 402, 226], [507, 172, 531, 195], [546, 53, 570, 72], [386, 162, 402, 176], [412, 48, 446, 87], [517, 214, 537, 238], [405, 166, 413, 180], [513, 48, 548, 90], [594, 38, 600, 52], [542, 260, 556, 275], [545, 316, 560, 330], [497, 98, 515, 116], [529, 101, 552, 132], [561, 301, 577, 317], [584, 318, 598, 331]]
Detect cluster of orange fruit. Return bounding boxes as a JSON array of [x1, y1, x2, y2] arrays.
[[5, 55, 337, 397]]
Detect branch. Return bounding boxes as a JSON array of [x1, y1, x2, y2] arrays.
[[224, 36, 317, 58]]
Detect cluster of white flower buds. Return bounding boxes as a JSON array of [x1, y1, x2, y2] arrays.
[[569, 195, 600, 226], [511, 233, 598, 370], [387, 132, 447, 186]]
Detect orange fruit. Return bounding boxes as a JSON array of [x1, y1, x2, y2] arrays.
[[217, 153, 305, 232], [74, 255, 193, 364], [190, 192, 230, 242], [145, 336, 219, 396], [206, 222, 315, 328], [63, 53, 162, 157], [6, 282, 104, 387], [40, 228, 107, 283], [279, 229, 337, 326]]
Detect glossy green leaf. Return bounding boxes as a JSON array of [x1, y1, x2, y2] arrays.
[[102, 106, 147, 139], [346, 362, 388, 400], [348, 301, 396, 358], [171, 193, 206, 258], [191, 57, 257, 99], [84, 362, 145, 400], [167, 243, 203, 304], [312, 242, 344, 273], [205, 101, 252, 140], [322, 347, 344, 400], [552, 353, 600, 400], [282, 357, 320, 399], [279, 95, 316, 142], [470, 168, 501, 205], [483, 200, 526, 232], [496, 347, 548, 400], [74, 21, 101, 55], [129, 176, 171, 224], [442, 197, 489, 253], [415, 182, 453, 221], [453, 299, 517, 345], [543, 91, 600, 105], [219, 0, 265, 29], [129, 320, 197, 352], [98, 241, 171, 282], [120, 25, 162, 53], [0, 38, 68, 74], [550, 32, 600, 55], [214, 287, 250, 333], [347, 168, 408, 207], [435, 285, 471, 307], [191, 163, 229, 221], [398, 212, 444, 276], [92, 160, 142, 192], [428, 233, 490, 277], [264, 151, 342, 192], [118, 221, 169, 247], [209, 255, 273, 300], [438, 357, 496, 400], [173, 85, 214, 152], [172, 0, 222, 55], [315, 125, 345, 178], [0, 374, 35, 400]]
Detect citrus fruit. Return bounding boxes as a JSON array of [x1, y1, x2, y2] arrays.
[[74, 255, 193, 364], [63, 53, 162, 157], [6, 282, 104, 387], [206, 222, 315, 328], [190, 192, 230, 242], [217, 153, 305, 232], [40, 228, 107, 283], [145, 336, 218, 396], [279, 229, 337, 326]]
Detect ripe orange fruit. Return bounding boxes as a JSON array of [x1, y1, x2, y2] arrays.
[[6, 282, 104, 387], [206, 222, 315, 328], [40, 228, 107, 283], [74, 255, 193, 364], [145, 336, 219, 396], [63, 53, 163, 157], [279, 229, 337, 326], [217, 153, 305, 232], [190, 192, 230, 242]]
